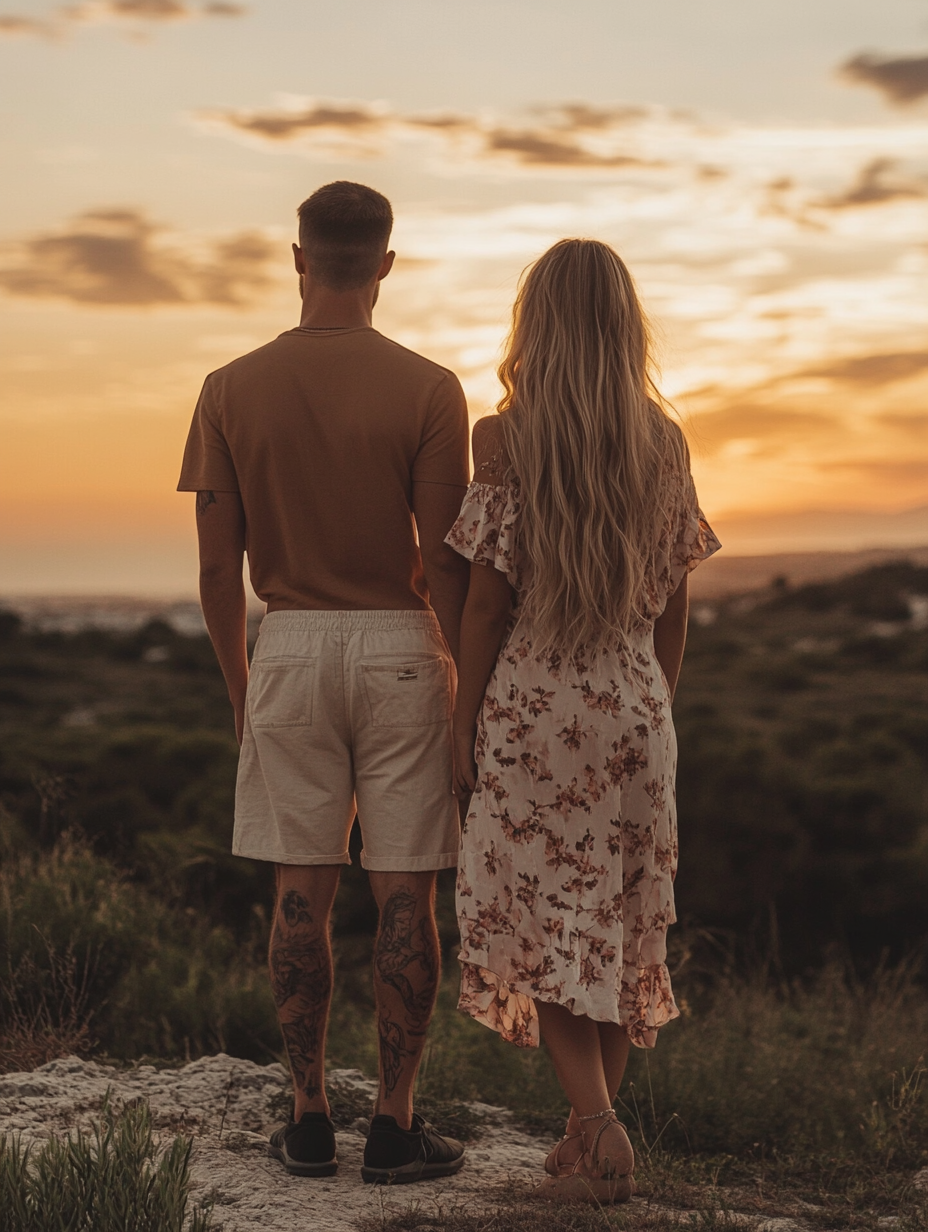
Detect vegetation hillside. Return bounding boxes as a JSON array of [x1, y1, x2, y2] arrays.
[[1, 562, 927, 1209], [1, 560, 925, 973]]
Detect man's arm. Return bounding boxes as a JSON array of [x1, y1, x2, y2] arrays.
[[196, 489, 248, 743], [653, 572, 689, 700], [412, 480, 470, 663]]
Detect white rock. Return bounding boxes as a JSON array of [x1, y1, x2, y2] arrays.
[[0, 1055, 553, 1231]]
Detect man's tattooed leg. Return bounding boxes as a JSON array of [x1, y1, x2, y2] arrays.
[[370, 872, 441, 1122], [269, 870, 340, 1117], [377, 1017, 415, 1097]]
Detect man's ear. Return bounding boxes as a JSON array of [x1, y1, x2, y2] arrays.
[[377, 250, 396, 281], [293, 243, 306, 275]]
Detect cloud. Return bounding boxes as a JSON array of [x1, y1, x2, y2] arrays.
[[878, 412, 928, 437], [814, 158, 925, 209], [687, 402, 839, 455], [820, 458, 928, 486], [204, 100, 387, 143], [0, 209, 274, 307], [0, 15, 50, 35], [0, 0, 244, 38], [195, 96, 662, 172], [483, 128, 649, 168], [840, 52, 928, 105], [806, 351, 928, 386]]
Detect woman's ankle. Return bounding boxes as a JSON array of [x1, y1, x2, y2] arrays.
[[580, 1117, 634, 1176]]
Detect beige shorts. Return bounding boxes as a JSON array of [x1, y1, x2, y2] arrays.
[[233, 609, 459, 871]]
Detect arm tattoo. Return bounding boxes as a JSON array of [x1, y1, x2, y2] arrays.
[[196, 490, 217, 516]]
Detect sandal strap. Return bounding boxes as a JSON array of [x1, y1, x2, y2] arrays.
[[587, 1111, 635, 1179], [551, 1131, 583, 1172], [589, 1111, 619, 1163]]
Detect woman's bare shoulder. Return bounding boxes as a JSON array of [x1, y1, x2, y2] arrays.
[[472, 415, 510, 484]]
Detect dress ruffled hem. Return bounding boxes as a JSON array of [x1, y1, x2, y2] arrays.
[[457, 958, 680, 1051]]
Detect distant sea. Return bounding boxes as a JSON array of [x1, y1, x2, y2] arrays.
[[2, 545, 927, 633]]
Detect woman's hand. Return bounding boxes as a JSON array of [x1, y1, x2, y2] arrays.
[[452, 723, 478, 797]]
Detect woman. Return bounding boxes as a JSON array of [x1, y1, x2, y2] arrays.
[[446, 239, 720, 1203]]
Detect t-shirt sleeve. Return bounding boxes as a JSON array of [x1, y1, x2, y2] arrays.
[[176, 375, 240, 493], [411, 371, 469, 486]]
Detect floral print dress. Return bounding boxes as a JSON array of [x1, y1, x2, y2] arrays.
[[445, 475, 720, 1049]]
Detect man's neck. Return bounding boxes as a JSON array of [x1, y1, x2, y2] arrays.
[[298, 287, 374, 330]]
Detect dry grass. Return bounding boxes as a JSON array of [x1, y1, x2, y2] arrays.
[[0, 941, 94, 1074], [357, 1158, 928, 1232]]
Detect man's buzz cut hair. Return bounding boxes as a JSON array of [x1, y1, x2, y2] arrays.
[[297, 181, 394, 292]]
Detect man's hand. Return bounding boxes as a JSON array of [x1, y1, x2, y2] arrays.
[[196, 490, 249, 742], [233, 700, 246, 747]]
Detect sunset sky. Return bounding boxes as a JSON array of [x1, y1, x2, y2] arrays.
[[2, 0, 927, 595]]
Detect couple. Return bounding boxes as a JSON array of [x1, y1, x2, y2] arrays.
[[178, 181, 719, 1201]]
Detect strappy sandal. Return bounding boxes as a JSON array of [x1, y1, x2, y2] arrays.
[[544, 1130, 584, 1177], [534, 1109, 635, 1205]]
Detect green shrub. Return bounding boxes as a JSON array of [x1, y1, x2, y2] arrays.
[[0, 837, 279, 1068], [0, 1100, 214, 1232]]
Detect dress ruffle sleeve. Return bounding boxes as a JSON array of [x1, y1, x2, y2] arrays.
[[445, 481, 521, 588], [667, 474, 721, 598]]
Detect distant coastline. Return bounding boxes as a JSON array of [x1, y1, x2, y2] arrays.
[[2, 544, 927, 627], [689, 543, 928, 599]]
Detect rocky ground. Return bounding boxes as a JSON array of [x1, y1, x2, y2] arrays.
[[0, 1053, 552, 1230], [2, 1054, 926, 1231]]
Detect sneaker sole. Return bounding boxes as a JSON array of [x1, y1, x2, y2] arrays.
[[361, 1155, 465, 1185], [269, 1143, 338, 1177]]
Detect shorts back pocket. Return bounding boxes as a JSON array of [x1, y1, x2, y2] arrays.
[[247, 659, 316, 728], [361, 655, 451, 727]]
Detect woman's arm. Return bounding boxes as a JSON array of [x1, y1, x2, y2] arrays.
[[452, 560, 514, 795], [652, 572, 689, 700]]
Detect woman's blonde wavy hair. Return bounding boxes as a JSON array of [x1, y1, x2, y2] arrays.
[[495, 238, 688, 657]]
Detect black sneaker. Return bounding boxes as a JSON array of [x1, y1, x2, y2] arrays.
[[269, 1111, 338, 1177], [361, 1113, 465, 1185]]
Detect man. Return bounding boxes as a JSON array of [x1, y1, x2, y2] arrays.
[[177, 182, 470, 1183]]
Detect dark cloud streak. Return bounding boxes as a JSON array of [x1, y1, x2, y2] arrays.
[[0, 14, 51, 35], [815, 159, 925, 209], [0, 210, 273, 307], [806, 352, 928, 386], [0, 0, 244, 38], [199, 97, 661, 171], [840, 52, 928, 105]]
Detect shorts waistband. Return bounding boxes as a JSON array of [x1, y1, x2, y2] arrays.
[[260, 609, 440, 632]]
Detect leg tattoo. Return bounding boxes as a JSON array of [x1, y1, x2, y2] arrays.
[[378, 1017, 415, 1096], [269, 890, 332, 1104], [373, 887, 440, 1097]]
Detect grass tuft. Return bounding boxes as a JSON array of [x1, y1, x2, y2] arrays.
[[0, 1098, 216, 1232]]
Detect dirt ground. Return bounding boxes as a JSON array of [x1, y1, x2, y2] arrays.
[[1, 1054, 925, 1231]]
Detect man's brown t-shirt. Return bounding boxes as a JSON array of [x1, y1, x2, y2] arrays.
[[177, 327, 469, 611]]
